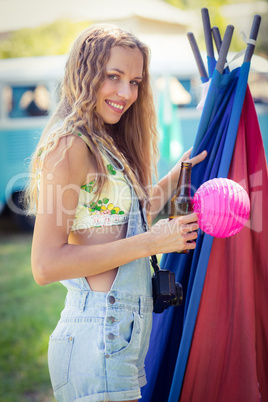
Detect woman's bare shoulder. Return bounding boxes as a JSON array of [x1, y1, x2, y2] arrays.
[[42, 134, 95, 185]]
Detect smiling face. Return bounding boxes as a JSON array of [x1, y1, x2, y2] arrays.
[[96, 46, 144, 125]]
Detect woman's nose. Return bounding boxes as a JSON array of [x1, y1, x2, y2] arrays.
[[117, 82, 132, 100]]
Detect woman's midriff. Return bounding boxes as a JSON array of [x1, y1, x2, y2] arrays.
[[68, 223, 128, 292]]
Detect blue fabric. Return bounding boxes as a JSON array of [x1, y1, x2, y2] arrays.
[[142, 62, 251, 402], [218, 62, 250, 177], [207, 56, 217, 78], [200, 76, 208, 84]]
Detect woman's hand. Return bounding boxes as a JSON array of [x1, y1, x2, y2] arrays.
[[150, 148, 207, 220], [148, 213, 199, 254], [181, 147, 207, 166]]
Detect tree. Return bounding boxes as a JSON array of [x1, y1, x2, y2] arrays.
[[164, 0, 267, 56], [0, 19, 92, 59]]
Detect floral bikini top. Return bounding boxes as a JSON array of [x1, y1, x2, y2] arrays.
[[71, 133, 131, 231]]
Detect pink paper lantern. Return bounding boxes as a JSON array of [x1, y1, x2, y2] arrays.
[[193, 178, 250, 238]]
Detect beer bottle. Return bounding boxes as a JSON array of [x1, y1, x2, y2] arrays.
[[169, 162, 193, 253]]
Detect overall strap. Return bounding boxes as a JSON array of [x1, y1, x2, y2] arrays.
[[76, 132, 124, 171], [102, 145, 124, 172]]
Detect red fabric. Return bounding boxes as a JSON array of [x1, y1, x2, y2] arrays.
[[180, 88, 268, 402]]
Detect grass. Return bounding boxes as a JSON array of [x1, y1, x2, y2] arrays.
[[0, 233, 66, 401], [0, 212, 164, 401]]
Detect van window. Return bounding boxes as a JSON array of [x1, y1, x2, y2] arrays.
[[3, 84, 50, 118], [178, 77, 202, 108]]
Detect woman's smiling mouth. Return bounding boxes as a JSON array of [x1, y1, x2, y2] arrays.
[[105, 100, 125, 112]]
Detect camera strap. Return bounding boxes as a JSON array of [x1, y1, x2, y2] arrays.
[[138, 201, 160, 273]]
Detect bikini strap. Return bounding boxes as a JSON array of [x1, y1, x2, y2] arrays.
[[76, 132, 92, 150]]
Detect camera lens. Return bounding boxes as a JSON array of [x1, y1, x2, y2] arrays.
[[170, 282, 183, 306]]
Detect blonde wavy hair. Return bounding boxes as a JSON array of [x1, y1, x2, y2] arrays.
[[26, 24, 159, 214]]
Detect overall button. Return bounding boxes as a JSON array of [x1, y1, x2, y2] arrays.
[[108, 333, 115, 340], [108, 295, 115, 305], [107, 316, 115, 324]]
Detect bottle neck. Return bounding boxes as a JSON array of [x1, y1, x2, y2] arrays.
[[176, 162, 192, 197]]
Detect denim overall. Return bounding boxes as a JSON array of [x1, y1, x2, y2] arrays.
[[47, 149, 153, 402]]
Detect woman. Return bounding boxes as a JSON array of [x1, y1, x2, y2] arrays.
[[27, 24, 206, 402]]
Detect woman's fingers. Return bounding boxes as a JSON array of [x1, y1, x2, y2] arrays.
[[191, 151, 207, 166], [178, 212, 199, 225], [172, 216, 199, 252], [181, 147, 193, 160], [179, 222, 198, 235], [177, 230, 198, 252], [183, 240, 197, 251], [149, 214, 201, 254], [181, 148, 207, 167], [185, 230, 198, 241]]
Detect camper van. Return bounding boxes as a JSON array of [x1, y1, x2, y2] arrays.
[[0, 56, 67, 229], [0, 53, 267, 229]]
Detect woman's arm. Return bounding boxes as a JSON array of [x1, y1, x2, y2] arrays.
[[149, 148, 207, 220], [32, 136, 199, 286]]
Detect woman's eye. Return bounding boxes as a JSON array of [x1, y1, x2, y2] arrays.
[[108, 74, 119, 80], [131, 80, 140, 86]]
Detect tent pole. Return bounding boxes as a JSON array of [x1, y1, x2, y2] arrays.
[[211, 26, 222, 55], [215, 25, 234, 74], [212, 26, 230, 72], [244, 15, 262, 63], [201, 8, 214, 59], [187, 32, 208, 81]]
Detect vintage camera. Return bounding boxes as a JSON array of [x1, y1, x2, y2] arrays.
[[151, 257, 183, 314]]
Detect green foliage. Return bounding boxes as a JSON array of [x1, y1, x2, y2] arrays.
[[164, 0, 185, 8], [165, 0, 232, 11], [0, 19, 92, 59], [0, 235, 66, 401], [164, 0, 267, 54], [164, 0, 234, 51]]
